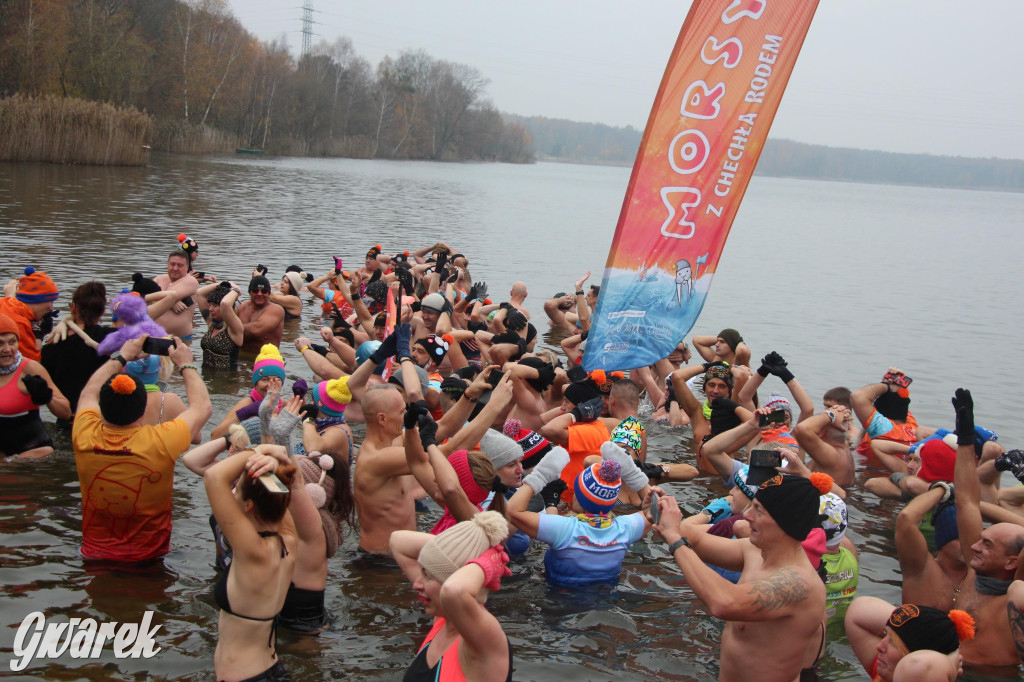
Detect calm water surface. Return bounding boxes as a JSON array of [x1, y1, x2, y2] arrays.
[[1, 155, 1022, 680]]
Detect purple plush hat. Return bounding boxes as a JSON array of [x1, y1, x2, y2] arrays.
[[97, 294, 167, 355]]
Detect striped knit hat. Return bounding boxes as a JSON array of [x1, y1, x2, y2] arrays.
[[16, 267, 58, 303], [575, 460, 621, 514], [312, 376, 351, 417], [252, 344, 286, 386], [503, 418, 552, 469]]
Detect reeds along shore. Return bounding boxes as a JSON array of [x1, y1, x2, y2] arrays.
[[0, 95, 151, 166]]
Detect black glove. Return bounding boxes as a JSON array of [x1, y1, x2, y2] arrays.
[[435, 250, 449, 274], [506, 309, 527, 332], [539, 478, 568, 508], [310, 343, 329, 357], [368, 268, 382, 283], [404, 399, 430, 430], [369, 330, 399, 365], [396, 267, 414, 296], [636, 459, 666, 481], [951, 388, 975, 446], [467, 283, 480, 301], [664, 379, 678, 406], [761, 351, 794, 383], [23, 374, 53, 406], [447, 269, 459, 284], [417, 412, 438, 449], [35, 310, 59, 338], [579, 330, 589, 341], [709, 397, 742, 435], [441, 298, 454, 317], [995, 450, 1024, 483], [571, 397, 603, 422], [299, 404, 319, 421], [499, 301, 511, 311]]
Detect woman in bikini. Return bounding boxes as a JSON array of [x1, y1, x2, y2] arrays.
[[204, 447, 297, 682]]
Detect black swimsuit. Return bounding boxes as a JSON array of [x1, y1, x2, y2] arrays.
[[213, 531, 287, 649]]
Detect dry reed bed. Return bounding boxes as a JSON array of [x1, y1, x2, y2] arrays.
[[0, 94, 151, 166], [152, 120, 237, 154]]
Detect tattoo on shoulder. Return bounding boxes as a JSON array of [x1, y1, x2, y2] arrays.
[[1007, 601, 1024, 663], [749, 568, 809, 613]]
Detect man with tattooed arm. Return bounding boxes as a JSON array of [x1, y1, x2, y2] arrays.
[[651, 471, 832, 682]]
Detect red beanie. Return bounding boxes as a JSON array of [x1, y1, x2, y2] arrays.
[[0, 313, 17, 337], [917, 439, 956, 483], [448, 450, 488, 505]]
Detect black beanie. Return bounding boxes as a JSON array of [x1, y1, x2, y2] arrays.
[[564, 379, 601, 406], [248, 275, 271, 292], [754, 474, 823, 541], [131, 273, 161, 297], [718, 328, 743, 351], [99, 374, 148, 426], [888, 604, 961, 654], [874, 390, 910, 422]]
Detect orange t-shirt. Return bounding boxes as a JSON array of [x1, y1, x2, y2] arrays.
[[72, 408, 190, 561], [0, 297, 39, 362], [560, 420, 611, 503]]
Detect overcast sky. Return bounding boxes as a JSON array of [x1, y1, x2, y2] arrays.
[[230, 1, 1024, 160]]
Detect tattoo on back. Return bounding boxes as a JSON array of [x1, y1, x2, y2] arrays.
[[749, 568, 809, 613], [1007, 601, 1024, 662]]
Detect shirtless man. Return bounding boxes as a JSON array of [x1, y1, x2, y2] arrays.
[[542, 272, 597, 332], [653, 472, 829, 682], [950, 388, 1023, 671], [352, 384, 418, 557], [793, 405, 856, 488], [851, 368, 937, 469], [153, 251, 199, 341], [508, 281, 530, 319], [237, 276, 284, 352], [692, 328, 750, 367], [895, 483, 964, 611]]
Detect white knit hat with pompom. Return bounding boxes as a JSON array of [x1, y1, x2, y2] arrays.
[[417, 511, 509, 583]]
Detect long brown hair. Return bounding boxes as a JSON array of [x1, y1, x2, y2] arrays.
[[240, 462, 297, 524], [467, 451, 507, 517]]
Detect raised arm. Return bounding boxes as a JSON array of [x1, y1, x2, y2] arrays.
[[895, 484, 948, 579], [952, 388, 983, 565], [219, 288, 245, 347], [168, 338, 213, 443]]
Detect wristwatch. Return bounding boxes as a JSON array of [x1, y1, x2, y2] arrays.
[[666, 537, 692, 554], [110, 351, 127, 367]]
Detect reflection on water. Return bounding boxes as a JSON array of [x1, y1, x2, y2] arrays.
[[1, 154, 1023, 680]]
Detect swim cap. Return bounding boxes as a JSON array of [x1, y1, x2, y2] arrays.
[[819, 492, 848, 547]]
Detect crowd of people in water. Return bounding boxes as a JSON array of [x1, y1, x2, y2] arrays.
[[3, 233, 1024, 681]]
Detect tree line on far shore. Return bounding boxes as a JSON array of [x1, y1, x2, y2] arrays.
[[0, 0, 534, 163], [515, 116, 1024, 192]]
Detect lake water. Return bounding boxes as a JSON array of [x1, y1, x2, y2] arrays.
[[1, 154, 1022, 680]]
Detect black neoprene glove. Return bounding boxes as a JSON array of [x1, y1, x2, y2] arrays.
[[571, 397, 603, 423], [310, 343, 329, 357], [396, 268, 414, 296], [709, 397, 742, 435], [23, 374, 53, 406], [369, 330, 398, 365], [35, 310, 59, 339], [540, 479, 567, 508], [435, 251, 449, 274], [417, 412, 438, 449], [952, 388, 975, 446], [299, 404, 319, 421], [404, 400, 429, 430]]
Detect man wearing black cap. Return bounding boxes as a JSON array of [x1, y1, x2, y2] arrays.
[[237, 275, 285, 352], [72, 334, 212, 562], [851, 367, 937, 469], [652, 473, 829, 682]]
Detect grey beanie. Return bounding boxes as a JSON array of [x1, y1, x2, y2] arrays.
[[480, 430, 523, 470]]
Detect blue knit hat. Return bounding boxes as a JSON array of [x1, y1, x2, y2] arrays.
[[574, 461, 621, 514]]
